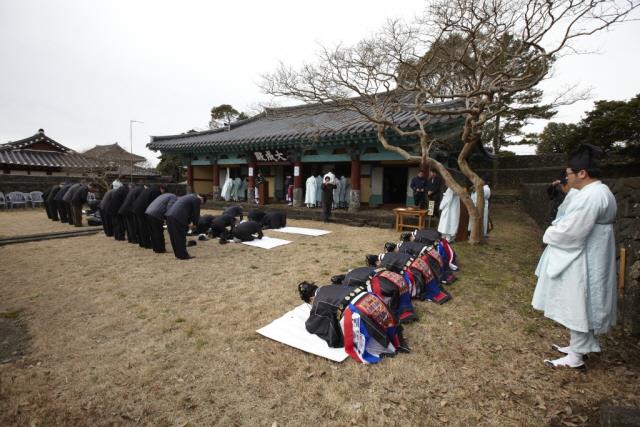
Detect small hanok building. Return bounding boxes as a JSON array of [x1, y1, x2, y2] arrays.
[[0, 129, 102, 176], [148, 101, 463, 210], [83, 143, 160, 180]]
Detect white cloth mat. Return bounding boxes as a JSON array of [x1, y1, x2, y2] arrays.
[[256, 304, 349, 362], [241, 236, 292, 249], [271, 226, 331, 236]]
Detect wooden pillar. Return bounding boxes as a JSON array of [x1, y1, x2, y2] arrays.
[[212, 163, 220, 199], [292, 161, 303, 207], [248, 161, 256, 203], [187, 164, 194, 193], [349, 155, 361, 212]]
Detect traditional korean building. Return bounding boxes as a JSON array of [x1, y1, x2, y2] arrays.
[[147, 100, 464, 209], [83, 143, 160, 179], [0, 129, 101, 175], [0, 130, 159, 180]]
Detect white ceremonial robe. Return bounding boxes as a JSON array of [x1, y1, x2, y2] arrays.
[[230, 178, 241, 201], [532, 181, 617, 334], [221, 178, 233, 201], [468, 185, 491, 235], [333, 179, 342, 208], [237, 179, 247, 201], [437, 188, 460, 238], [315, 176, 323, 204], [339, 176, 348, 205], [305, 176, 317, 206]]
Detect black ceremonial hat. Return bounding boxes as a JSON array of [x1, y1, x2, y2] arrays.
[[568, 144, 604, 172]]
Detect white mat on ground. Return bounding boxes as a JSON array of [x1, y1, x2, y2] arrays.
[[241, 236, 292, 249], [256, 304, 349, 362], [271, 226, 331, 236]]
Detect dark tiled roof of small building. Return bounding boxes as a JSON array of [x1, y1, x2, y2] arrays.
[[1, 129, 72, 152], [0, 130, 104, 169], [148, 98, 464, 153], [109, 163, 160, 177], [83, 143, 147, 164]]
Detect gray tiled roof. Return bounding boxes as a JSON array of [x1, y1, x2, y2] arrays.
[[148, 98, 464, 154]]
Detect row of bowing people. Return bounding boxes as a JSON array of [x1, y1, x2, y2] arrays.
[[42, 181, 97, 227], [297, 228, 459, 364]]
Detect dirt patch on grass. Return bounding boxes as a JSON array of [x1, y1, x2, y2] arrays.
[[0, 203, 638, 426], [0, 311, 29, 363]]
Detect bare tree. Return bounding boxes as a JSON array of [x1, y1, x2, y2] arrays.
[[262, 0, 638, 243]]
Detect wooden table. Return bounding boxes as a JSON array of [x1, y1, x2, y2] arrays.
[[393, 208, 429, 232]]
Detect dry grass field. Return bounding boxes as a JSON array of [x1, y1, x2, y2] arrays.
[[0, 209, 98, 238], [0, 205, 639, 426]]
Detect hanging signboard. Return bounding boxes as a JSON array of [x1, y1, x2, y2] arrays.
[[252, 150, 288, 163]]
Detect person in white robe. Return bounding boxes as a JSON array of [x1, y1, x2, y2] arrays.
[[315, 175, 323, 208], [304, 176, 317, 207], [332, 178, 342, 209], [221, 177, 233, 201], [339, 176, 348, 208], [532, 144, 617, 369], [237, 178, 247, 201], [468, 183, 491, 235], [230, 177, 241, 201], [437, 187, 460, 242]]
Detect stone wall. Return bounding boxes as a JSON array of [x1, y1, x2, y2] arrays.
[[470, 154, 640, 190], [0, 174, 187, 196], [0, 175, 186, 197], [521, 177, 640, 335]]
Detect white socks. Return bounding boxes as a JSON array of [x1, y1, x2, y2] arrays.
[[544, 352, 584, 368]]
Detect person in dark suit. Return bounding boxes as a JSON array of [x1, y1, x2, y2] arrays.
[[321, 177, 337, 222], [410, 170, 428, 209], [107, 184, 129, 241], [54, 182, 73, 223], [118, 184, 144, 243], [62, 182, 82, 225], [145, 192, 178, 253], [99, 189, 115, 236], [132, 184, 164, 249], [44, 184, 61, 221], [426, 170, 444, 216], [165, 193, 204, 259], [70, 182, 96, 227]]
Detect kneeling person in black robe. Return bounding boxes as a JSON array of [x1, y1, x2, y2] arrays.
[[261, 212, 287, 229], [223, 205, 243, 221], [219, 220, 262, 243], [298, 281, 408, 364], [247, 208, 266, 223], [209, 214, 235, 238]]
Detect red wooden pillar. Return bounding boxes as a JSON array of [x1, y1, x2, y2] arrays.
[[212, 164, 220, 187], [350, 158, 361, 190], [212, 163, 220, 199], [187, 164, 194, 193], [349, 156, 361, 211], [292, 161, 303, 207], [248, 161, 256, 203]]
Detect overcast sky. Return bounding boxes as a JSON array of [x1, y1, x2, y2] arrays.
[[1, 0, 638, 163]]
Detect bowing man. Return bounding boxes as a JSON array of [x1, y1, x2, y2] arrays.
[[165, 193, 204, 260]]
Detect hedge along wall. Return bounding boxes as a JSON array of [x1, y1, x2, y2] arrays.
[[521, 177, 640, 335], [0, 175, 187, 197]]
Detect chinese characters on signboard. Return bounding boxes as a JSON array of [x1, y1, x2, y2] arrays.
[[253, 150, 287, 162]]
